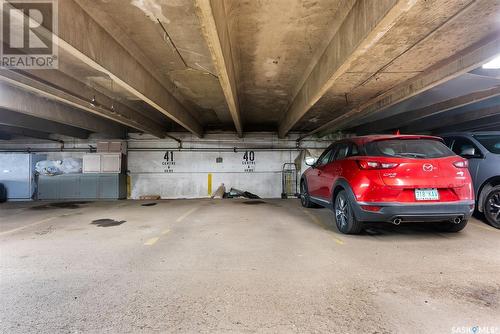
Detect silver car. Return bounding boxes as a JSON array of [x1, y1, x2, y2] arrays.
[[441, 132, 500, 228]]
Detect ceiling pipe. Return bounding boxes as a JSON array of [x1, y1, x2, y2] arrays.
[[128, 146, 329, 152]]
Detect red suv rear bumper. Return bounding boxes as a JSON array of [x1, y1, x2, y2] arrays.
[[352, 200, 475, 223]]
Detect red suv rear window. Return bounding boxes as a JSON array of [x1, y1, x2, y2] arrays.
[[364, 139, 454, 159]]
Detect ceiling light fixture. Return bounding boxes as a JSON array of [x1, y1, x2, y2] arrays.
[[482, 55, 500, 69]]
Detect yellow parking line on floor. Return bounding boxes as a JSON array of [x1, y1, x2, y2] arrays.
[[175, 207, 200, 223], [0, 216, 57, 236], [144, 229, 170, 246], [471, 221, 500, 233], [302, 209, 344, 245], [144, 237, 160, 246], [333, 237, 345, 245]]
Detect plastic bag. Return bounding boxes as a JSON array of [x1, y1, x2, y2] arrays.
[[35, 158, 82, 176], [35, 160, 63, 176], [60, 158, 82, 174]]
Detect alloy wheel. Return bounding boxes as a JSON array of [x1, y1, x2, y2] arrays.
[[335, 193, 349, 230], [300, 182, 307, 206], [486, 190, 500, 225]]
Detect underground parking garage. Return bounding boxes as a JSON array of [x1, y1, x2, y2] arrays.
[[0, 0, 500, 332]]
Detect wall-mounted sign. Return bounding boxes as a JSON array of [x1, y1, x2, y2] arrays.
[[162, 151, 175, 173], [242, 151, 255, 172], [128, 150, 294, 174]]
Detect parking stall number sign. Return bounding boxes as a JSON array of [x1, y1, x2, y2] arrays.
[[128, 150, 292, 174], [162, 151, 175, 173], [242, 151, 255, 172]]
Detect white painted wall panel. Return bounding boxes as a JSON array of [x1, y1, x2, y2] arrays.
[[128, 150, 296, 173], [128, 150, 300, 199], [130, 172, 283, 199]]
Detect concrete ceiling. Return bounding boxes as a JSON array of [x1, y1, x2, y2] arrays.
[[350, 70, 500, 134], [230, 0, 351, 128], [0, 0, 499, 140]]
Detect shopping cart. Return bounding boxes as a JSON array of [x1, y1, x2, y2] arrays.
[[281, 163, 299, 199]]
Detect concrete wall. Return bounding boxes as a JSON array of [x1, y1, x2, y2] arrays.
[[128, 132, 330, 199], [0, 132, 333, 200], [129, 150, 297, 199]]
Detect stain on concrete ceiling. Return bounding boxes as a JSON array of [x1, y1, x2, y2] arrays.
[[76, 0, 233, 127], [229, 0, 347, 127], [44, 0, 500, 136]]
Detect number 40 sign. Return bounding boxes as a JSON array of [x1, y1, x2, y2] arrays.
[[242, 151, 255, 172]]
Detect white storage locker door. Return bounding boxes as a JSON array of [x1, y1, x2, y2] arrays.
[[0, 153, 32, 199], [83, 154, 101, 173], [101, 154, 121, 173]]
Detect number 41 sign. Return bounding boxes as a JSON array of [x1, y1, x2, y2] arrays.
[[162, 151, 175, 173]]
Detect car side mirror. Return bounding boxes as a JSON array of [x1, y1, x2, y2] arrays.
[[460, 147, 481, 159], [305, 157, 317, 166]]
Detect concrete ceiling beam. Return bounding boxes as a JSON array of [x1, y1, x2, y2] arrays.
[[401, 104, 500, 133], [196, 0, 243, 137], [354, 86, 500, 134], [0, 124, 58, 141], [433, 113, 500, 133], [4, 69, 167, 138], [278, 0, 416, 138], [72, 0, 190, 109], [0, 82, 125, 137], [305, 33, 500, 139], [2, 0, 203, 137], [465, 122, 500, 132], [0, 108, 90, 139]]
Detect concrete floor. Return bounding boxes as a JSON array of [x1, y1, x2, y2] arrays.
[[0, 199, 499, 333]]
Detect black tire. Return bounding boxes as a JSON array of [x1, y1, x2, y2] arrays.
[[435, 219, 468, 232], [0, 183, 6, 203], [484, 185, 500, 229], [300, 180, 316, 208], [334, 190, 362, 234]]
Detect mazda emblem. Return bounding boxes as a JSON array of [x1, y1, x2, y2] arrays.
[[422, 163, 434, 172]]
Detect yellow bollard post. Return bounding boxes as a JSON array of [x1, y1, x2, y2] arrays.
[[207, 173, 212, 196]]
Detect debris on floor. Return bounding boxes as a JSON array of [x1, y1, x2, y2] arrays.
[[224, 188, 260, 199], [211, 183, 226, 199], [141, 203, 157, 207], [210, 184, 261, 200], [139, 195, 161, 200]]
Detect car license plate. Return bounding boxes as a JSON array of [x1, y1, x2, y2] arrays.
[[415, 188, 439, 201]]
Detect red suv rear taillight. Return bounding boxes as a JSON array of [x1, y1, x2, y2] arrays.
[[357, 160, 399, 170], [453, 160, 468, 168]]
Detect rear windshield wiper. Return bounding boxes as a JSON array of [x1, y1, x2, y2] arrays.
[[394, 152, 427, 158]]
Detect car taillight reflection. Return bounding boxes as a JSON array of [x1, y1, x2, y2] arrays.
[[453, 160, 468, 168]]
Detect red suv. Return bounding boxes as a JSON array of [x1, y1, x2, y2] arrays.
[[301, 135, 474, 234]]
